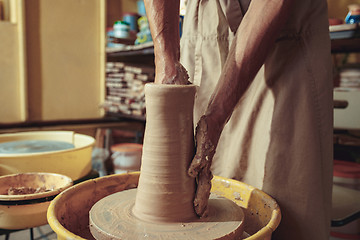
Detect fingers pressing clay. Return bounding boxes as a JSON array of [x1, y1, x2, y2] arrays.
[[160, 62, 191, 85], [193, 164, 213, 217], [188, 116, 216, 217], [188, 116, 216, 177]]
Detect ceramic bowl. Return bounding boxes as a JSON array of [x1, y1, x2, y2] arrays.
[[0, 172, 73, 229]]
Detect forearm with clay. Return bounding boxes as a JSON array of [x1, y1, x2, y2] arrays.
[[188, 0, 295, 217], [144, 0, 189, 85], [207, 0, 294, 137]]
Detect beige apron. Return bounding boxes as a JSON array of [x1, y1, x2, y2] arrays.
[[180, 0, 333, 239]]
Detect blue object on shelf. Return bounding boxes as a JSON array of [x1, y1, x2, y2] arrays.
[[137, 0, 146, 16], [345, 4, 360, 24], [113, 20, 130, 39], [345, 14, 360, 24], [135, 29, 152, 45], [123, 13, 139, 32]]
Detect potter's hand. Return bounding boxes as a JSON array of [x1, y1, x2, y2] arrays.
[[143, 0, 183, 84], [155, 62, 190, 85], [188, 116, 217, 217]]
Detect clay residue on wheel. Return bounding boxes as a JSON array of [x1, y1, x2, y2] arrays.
[[7, 186, 50, 195]]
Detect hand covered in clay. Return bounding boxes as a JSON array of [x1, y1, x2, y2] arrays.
[[188, 116, 218, 217], [155, 61, 190, 85]]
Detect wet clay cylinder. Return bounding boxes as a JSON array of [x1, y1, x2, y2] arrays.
[[132, 83, 197, 222], [89, 83, 245, 240]]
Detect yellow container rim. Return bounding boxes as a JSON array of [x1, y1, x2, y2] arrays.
[[47, 172, 281, 240]]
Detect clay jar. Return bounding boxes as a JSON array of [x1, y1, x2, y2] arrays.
[[133, 83, 197, 223]]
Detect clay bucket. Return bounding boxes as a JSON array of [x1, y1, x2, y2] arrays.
[[47, 172, 281, 240], [132, 83, 197, 222]]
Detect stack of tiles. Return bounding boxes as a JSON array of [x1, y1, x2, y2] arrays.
[[104, 62, 154, 117], [336, 68, 360, 91]]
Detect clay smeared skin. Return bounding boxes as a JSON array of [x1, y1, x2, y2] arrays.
[[188, 116, 216, 217], [170, 62, 192, 85], [144, 0, 189, 85]]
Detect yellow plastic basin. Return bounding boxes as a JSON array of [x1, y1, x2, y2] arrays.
[[47, 172, 281, 240], [0, 172, 73, 229], [0, 131, 95, 180]]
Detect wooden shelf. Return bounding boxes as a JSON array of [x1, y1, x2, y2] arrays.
[[105, 42, 154, 121], [330, 23, 360, 53], [105, 112, 146, 122], [331, 38, 360, 53], [106, 41, 154, 58]]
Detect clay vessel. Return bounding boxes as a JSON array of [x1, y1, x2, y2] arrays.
[[133, 83, 197, 222]]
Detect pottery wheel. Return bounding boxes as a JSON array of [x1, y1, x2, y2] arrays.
[[89, 189, 245, 240]]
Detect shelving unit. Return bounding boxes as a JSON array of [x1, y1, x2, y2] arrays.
[[331, 24, 360, 131], [330, 24, 360, 238], [104, 42, 155, 122]]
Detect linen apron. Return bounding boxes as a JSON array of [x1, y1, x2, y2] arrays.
[[180, 0, 333, 239]]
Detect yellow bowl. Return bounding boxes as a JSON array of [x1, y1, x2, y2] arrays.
[[0, 131, 95, 181], [0, 172, 73, 230], [47, 172, 281, 240]]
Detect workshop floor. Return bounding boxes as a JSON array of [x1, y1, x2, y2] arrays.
[[0, 224, 56, 240]]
